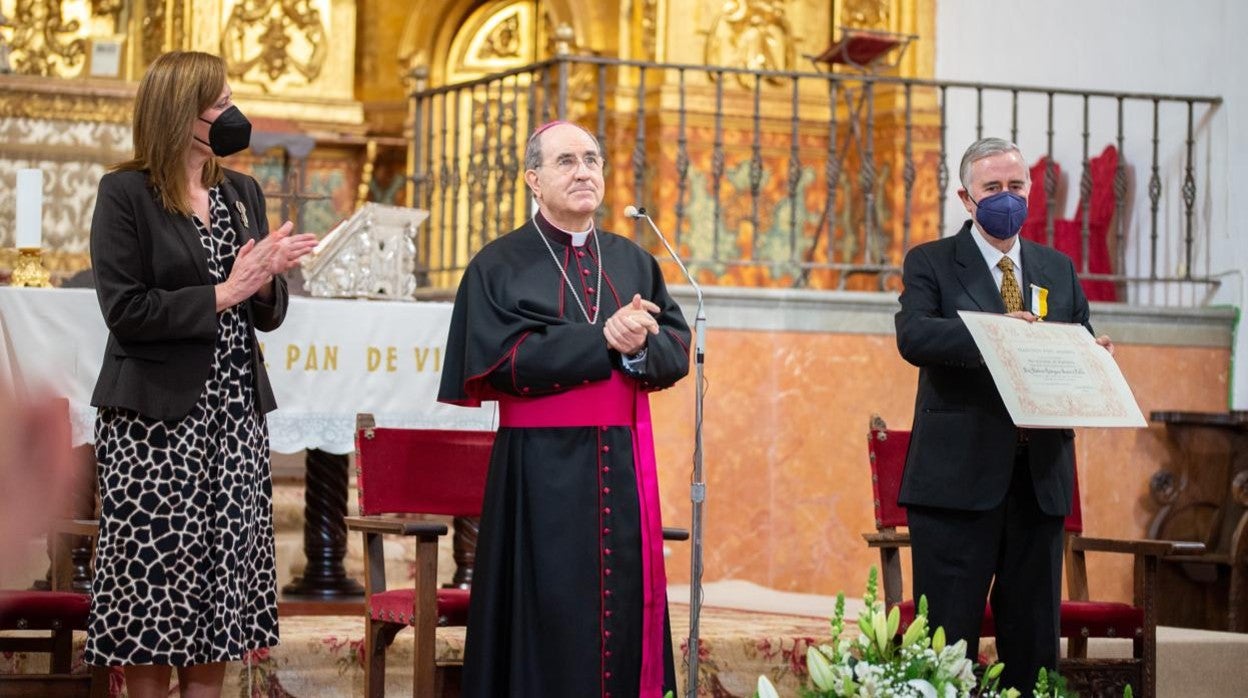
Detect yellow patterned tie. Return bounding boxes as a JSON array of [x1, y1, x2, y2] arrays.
[[998, 257, 1023, 313]]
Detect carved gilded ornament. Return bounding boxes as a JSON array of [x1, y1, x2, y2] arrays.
[[842, 0, 890, 29], [90, 0, 124, 19], [1, 0, 94, 77], [221, 0, 328, 92], [0, 73, 134, 122], [640, 0, 658, 61], [704, 0, 796, 85], [140, 0, 167, 68], [0, 249, 91, 277], [478, 13, 520, 60], [454, 0, 535, 76], [0, 88, 130, 121]]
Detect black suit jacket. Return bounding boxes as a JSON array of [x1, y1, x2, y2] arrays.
[[894, 221, 1093, 517], [89, 168, 287, 421]]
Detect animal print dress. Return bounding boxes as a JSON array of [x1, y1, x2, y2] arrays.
[[85, 186, 280, 666]]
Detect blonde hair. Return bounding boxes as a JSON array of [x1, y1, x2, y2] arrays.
[[114, 51, 226, 215]]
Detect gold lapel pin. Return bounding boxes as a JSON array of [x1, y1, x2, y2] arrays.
[[235, 201, 249, 229]]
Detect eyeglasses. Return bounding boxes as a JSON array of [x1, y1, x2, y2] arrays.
[[540, 153, 605, 174]]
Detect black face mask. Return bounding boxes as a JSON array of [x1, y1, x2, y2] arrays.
[[195, 105, 251, 157]]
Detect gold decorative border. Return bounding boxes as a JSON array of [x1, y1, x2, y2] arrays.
[[0, 73, 367, 128], [0, 74, 135, 124]]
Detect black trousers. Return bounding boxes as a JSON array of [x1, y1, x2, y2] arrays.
[[907, 445, 1065, 693]]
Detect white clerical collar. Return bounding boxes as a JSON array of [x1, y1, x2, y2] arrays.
[[544, 218, 593, 247]]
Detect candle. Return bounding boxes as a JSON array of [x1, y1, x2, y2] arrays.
[[15, 168, 43, 249]]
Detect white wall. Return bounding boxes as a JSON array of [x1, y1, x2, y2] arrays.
[[934, 0, 1247, 408]]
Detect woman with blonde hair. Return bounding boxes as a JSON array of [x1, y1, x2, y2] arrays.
[[85, 50, 316, 697]]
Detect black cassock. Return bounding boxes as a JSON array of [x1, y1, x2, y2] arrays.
[[439, 212, 691, 697]]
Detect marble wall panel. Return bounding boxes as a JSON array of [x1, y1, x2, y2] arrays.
[[651, 330, 1229, 605]]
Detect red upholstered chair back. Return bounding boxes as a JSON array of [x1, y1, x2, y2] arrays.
[[355, 425, 495, 517], [1055, 144, 1120, 301], [1020, 156, 1061, 245], [1077, 145, 1120, 229], [866, 416, 1084, 533], [867, 417, 911, 529]]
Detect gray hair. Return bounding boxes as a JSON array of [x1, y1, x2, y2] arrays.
[[524, 122, 603, 172], [958, 137, 1028, 190]]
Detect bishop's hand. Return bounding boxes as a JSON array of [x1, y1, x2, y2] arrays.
[[604, 293, 660, 356]]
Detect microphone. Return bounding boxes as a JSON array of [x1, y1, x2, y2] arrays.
[[625, 204, 701, 311], [626, 202, 708, 697]]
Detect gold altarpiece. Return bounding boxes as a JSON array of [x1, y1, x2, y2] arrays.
[[0, 0, 376, 278], [1, 0, 938, 286]]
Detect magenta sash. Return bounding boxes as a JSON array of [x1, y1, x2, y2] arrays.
[[498, 374, 668, 696]]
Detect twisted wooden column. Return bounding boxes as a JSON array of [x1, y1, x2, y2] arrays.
[[283, 449, 364, 597], [448, 516, 479, 589]]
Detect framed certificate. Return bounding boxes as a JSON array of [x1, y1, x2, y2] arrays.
[[958, 310, 1146, 428]]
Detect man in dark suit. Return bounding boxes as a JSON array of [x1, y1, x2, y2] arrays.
[[895, 137, 1115, 691]]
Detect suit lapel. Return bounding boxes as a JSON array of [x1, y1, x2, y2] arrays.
[[953, 224, 1006, 313], [167, 208, 212, 285]]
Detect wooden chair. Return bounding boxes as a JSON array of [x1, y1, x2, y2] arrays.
[[345, 415, 494, 698], [0, 519, 109, 698], [864, 415, 1205, 698], [1146, 410, 1248, 632], [346, 414, 692, 698]]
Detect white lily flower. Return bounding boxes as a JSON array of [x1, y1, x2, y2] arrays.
[[756, 675, 781, 698], [907, 679, 938, 698], [807, 645, 836, 691], [872, 612, 890, 654], [954, 657, 975, 683]]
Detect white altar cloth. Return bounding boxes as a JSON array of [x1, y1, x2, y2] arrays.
[[0, 287, 494, 453]]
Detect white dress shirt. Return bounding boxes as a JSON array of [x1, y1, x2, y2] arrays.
[[969, 225, 1023, 294]]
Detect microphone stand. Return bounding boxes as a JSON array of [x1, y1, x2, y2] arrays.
[[634, 207, 706, 697]]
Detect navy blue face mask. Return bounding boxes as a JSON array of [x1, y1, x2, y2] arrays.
[[969, 191, 1028, 240]]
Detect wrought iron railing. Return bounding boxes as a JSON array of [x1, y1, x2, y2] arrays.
[[405, 55, 1222, 301]]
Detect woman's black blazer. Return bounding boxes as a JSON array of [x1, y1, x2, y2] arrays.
[[89, 168, 288, 421]]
